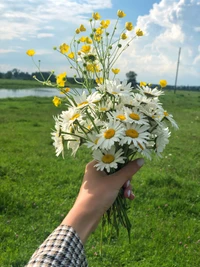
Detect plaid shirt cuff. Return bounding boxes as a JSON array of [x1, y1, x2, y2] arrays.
[[25, 225, 88, 267]]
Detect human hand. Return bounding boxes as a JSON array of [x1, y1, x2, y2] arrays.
[[62, 158, 144, 243]]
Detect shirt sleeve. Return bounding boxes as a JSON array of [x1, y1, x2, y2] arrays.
[[25, 225, 88, 267]]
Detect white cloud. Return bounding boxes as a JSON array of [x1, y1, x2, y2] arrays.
[[37, 33, 54, 38], [0, 0, 112, 40], [121, 0, 200, 85], [0, 49, 18, 54]]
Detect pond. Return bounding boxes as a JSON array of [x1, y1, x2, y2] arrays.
[[0, 88, 66, 99]]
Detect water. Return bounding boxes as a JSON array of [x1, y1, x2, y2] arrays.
[[0, 88, 65, 99]]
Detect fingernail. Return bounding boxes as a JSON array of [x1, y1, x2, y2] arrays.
[[127, 190, 131, 197], [137, 158, 144, 167], [126, 180, 130, 187]]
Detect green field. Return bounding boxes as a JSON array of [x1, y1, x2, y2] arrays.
[[0, 79, 81, 89], [0, 91, 200, 267]]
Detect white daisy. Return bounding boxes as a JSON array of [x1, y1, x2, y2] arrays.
[[123, 107, 149, 125], [105, 79, 132, 97], [60, 107, 82, 132], [163, 111, 179, 129], [152, 125, 171, 157], [97, 99, 113, 113], [137, 85, 164, 97], [51, 116, 64, 157], [69, 91, 101, 109], [93, 146, 126, 172], [85, 132, 100, 150], [63, 132, 81, 156], [97, 120, 125, 149], [120, 123, 150, 148]]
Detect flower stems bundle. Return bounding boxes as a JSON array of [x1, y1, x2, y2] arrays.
[[27, 10, 178, 240]]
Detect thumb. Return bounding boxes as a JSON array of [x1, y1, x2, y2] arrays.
[[109, 158, 144, 189]]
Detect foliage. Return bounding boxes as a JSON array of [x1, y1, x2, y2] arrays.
[[0, 91, 199, 267]]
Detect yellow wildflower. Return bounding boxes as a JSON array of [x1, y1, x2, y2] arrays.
[[75, 28, 80, 34], [60, 87, 70, 94], [26, 49, 35, 56], [59, 43, 69, 54], [80, 24, 86, 32], [112, 68, 120, 74], [85, 37, 93, 44], [125, 22, 134, 31], [94, 35, 102, 42], [117, 10, 126, 18], [136, 29, 144, 36], [86, 64, 100, 72], [140, 81, 147, 87], [100, 20, 110, 29], [52, 96, 61, 107], [96, 77, 104, 84], [159, 80, 167, 88], [79, 36, 86, 42], [93, 12, 101, 20], [56, 72, 66, 87], [81, 45, 91, 54], [68, 52, 75, 59], [121, 33, 127, 40], [96, 27, 103, 35]]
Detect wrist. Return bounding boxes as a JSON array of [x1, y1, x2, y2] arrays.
[[61, 200, 100, 244]]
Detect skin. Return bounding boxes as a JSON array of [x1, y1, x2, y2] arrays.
[[62, 158, 144, 244]]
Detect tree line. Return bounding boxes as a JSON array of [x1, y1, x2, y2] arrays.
[[0, 68, 199, 91]]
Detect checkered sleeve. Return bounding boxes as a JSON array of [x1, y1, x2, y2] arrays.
[[25, 225, 88, 267]]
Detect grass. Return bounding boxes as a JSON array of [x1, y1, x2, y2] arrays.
[[0, 91, 200, 267], [0, 78, 81, 89]]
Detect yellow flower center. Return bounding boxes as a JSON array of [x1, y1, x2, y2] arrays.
[[78, 101, 88, 107], [112, 91, 118, 95], [129, 113, 140, 120], [94, 138, 99, 144], [102, 154, 115, 163], [126, 129, 139, 138], [116, 115, 126, 120], [164, 111, 169, 116], [100, 107, 107, 112], [104, 129, 115, 139], [70, 114, 80, 121]]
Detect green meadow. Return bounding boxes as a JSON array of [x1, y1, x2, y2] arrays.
[[0, 91, 200, 267]]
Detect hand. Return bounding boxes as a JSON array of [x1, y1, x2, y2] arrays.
[[61, 158, 144, 243]]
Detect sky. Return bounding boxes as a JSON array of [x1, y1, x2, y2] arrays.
[[0, 0, 200, 86]]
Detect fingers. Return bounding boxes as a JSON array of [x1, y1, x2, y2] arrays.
[[109, 158, 144, 189], [123, 179, 135, 200]]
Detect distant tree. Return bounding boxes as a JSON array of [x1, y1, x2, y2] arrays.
[[0, 72, 4, 79], [126, 71, 137, 87], [5, 71, 12, 79], [11, 68, 21, 79]]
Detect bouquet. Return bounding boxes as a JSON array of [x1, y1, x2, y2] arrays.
[[27, 10, 178, 241]]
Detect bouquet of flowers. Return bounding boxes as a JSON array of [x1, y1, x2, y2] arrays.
[[27, 10, 178, 240]]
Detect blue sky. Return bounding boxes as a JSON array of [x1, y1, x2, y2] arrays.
[[0, 0, 200, 85]]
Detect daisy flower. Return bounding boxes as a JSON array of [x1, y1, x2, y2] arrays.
[[120, 123, 150, 148], [123, 107, 149, 125], [93, 146, 126, 172], [60, 107, 83, 132], [152, 125, 171, 157], [138, 85, 164, 97], [105, 79, 132, 97], [163, 111, 179, 129], [97, 99, 113, 113], [69, 91, 102, 109], [85, 132, 100, 150], [97, 120, 125, 149], [51, 116, 64, 157], [63, 133, 81, 156]]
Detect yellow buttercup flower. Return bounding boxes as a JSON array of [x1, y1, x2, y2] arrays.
[[94, 35, 102, 42], [93, 12, 101, 20], [86, 64, 100, 73], [85, 37, 93, 44], [59, 43, 69, 54], [26, 49, 35, 56], [112, 68, 120, 74], [52, 96, 61, 107], [100, 20, 110, 29], [80, 24, 86, 32], [75, 28, 80, 34], [60, 87, 70, 94], [117, 10, 126, 18], [121, 33, 127, 40], [136, 29, 144, 36], [96, 77, 104, 84], [79, 36, 86, 42], [81, 45, 91, 54], [56, 72, 66, 87], [125, 22, 134, 31], [140, 81, 147, 87], [159, 80, 167, 88], [68, 52, 75, 59], [96, 27, 103, 35]]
